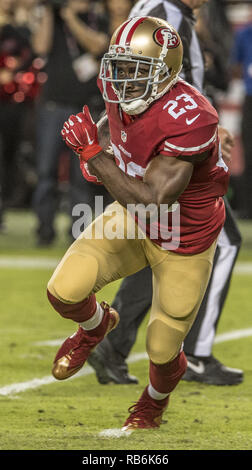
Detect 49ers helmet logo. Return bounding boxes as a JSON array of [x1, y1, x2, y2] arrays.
[[116, 46, 126, 54], [153, 27, 180, 48]]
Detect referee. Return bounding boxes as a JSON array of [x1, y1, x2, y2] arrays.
[[88, 0, 243, 386]]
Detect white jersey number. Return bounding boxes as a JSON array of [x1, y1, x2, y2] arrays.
[[163, 93, 198, 120], [111, 143, 146, 178]]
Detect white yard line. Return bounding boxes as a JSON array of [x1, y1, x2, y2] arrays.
[[0, 366, 92, 397], [0, 353, 147, 397], [0, 256, 252, 273], [214, 327, 252, 343], [32, 327, 252, 348], [234, 264, 252, 274], [0, 256, 59, 269], [0, 329, 251, 397]]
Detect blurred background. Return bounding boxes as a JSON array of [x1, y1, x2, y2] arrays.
[[0, 0, 252, 252]]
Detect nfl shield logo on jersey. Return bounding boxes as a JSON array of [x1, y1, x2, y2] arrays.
[[121, 130, 127, 142]]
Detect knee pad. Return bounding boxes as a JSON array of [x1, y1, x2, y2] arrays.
[[159, 272, 201, 319], [47, 253, 98, 303], [146, 319, 185, 364]]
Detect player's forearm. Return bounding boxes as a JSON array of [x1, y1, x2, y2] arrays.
[[97, 114, 111, 150], [88, 154, 156, 209]]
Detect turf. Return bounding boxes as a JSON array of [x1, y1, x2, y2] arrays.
[[0, 210, 252, 451]]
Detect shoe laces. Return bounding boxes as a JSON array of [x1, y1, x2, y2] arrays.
[[125, 397, 166, 427], [68, 327, 100, 363]]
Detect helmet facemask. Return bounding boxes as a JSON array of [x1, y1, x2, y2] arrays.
[[100, 50, 170, 114]]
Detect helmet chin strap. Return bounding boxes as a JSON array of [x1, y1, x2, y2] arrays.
[[121, 98, 149, 115], [120, 76, 161, 115]]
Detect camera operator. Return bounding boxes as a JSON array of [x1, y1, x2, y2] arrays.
[[31, 0, 111, 245]]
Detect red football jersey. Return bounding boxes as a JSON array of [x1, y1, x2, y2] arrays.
[[97, 78, 229, 254]]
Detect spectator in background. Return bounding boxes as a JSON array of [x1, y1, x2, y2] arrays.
[[101, 0, 136, 34], [232, 7, 252, 219], [15, 0, 42, 35], [0, 0, 35, 230], [31, 0, 112, 246]]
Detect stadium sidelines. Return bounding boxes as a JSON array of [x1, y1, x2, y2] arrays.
[[0, 328, 252, 397], [0, 256, 252, 274]]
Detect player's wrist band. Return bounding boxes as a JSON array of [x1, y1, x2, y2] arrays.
[[77, 144, 103, 162]]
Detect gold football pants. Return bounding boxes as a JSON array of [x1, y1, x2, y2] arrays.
[[48, 202, 216, 364]]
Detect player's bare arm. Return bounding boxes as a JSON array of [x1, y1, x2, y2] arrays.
[[97, 114, 111, 150], [88, 150, 194, 210], [218, 125, 234, 167], [92, 112, 208, 209], [62, 103, 209, 211]]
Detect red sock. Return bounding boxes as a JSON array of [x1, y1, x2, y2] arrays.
[[47, 289, 97, 323], [149, 351, 187, 394]]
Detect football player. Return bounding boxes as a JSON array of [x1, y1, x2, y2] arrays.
[[47, 17, 229, 430], [88, 0, 243, 388]]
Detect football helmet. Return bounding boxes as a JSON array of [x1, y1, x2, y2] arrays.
[[99, 16, 183, 115]]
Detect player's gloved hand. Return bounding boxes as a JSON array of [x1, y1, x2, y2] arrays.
[[79, 160, 102, 185], [61, 105, 103, 184], [61, 105, 103, 162]]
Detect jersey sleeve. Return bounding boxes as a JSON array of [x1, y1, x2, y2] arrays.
[[157, 122, 218, 158], [156, 81, 219, 158]]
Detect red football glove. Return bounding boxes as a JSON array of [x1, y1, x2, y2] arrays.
[[61, 105, 103, 162], [79, 160, 102, 185]]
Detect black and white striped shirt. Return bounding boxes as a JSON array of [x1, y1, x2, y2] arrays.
[[129, 0, 204, 93]]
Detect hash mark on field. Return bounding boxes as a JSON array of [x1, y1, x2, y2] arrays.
[[98, 428, 132, 438]]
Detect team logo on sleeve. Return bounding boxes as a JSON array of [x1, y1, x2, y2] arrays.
[[153, 27, 180, 48]]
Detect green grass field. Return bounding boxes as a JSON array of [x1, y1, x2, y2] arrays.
[[0, 210, 252, 451]]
